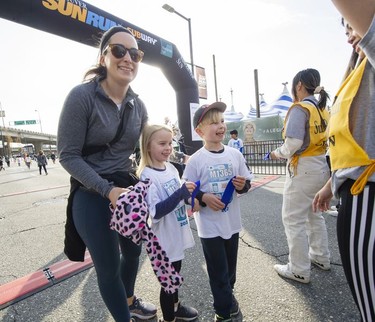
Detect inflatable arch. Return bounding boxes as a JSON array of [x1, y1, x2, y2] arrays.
[[0, 0, 202, 153]]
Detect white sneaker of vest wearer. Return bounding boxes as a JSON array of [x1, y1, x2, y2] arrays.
[[274, 264, 310, 284], [310, 258, 331, 271], [326, 210, 338, 217]]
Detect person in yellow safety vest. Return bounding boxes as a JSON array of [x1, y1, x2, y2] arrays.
[[270, 68, 331, 284], [313, 1, 375, 320]]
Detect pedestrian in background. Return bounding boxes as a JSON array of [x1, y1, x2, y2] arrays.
[[136, 123, 198, 322], [313, 1, 375, 320], [5, 155, 10, 167], [183, 102, 253, 322], [270, 68, 331, 283], [25, 154, 32, 169], [227, 129, 244, 153], [36, 150, 48, 175], [57, 25, 156, 321], [0, 156, 4, 171]]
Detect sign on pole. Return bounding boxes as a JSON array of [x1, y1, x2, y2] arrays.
[[14, 120, 25, 125]]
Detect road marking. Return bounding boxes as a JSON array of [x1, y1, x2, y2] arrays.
[[0, 185, 69, 198]]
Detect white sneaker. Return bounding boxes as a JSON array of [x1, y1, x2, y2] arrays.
[[310, 258, 331, 271], [274, 264, 310, 284], [326, 210, 338, 217]]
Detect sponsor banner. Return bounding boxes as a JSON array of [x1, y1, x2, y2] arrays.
[[195, 65, 207, 99]]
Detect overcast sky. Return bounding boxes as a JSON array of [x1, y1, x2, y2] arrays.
[[0, 0, 351, 135]]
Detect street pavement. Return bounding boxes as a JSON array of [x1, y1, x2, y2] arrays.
[[0, 161, 360, 321]]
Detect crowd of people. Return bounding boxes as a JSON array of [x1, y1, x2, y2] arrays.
[[54, 0, 374, 321], [0, 151, 54, 174]]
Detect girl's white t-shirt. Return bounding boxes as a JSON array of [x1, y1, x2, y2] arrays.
[[141, 162, 195, 262]]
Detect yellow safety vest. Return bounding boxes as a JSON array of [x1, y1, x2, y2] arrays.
[[329, 57, 375, 195], [283, 101, 329, 175]]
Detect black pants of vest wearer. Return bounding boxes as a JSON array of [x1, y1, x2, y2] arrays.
[[338, 179, 375, 322], [200, 233, 239, 319], [160, 260, 182, 321], [73, 188, 142, 322]]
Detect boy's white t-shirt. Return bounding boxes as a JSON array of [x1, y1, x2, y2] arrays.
[[140, 162, 195, 262], [183, 146, 253, 239], [228, 138, 244, 151]]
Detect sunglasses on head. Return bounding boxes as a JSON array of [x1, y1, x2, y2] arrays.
[[104, 44, 144, 63]]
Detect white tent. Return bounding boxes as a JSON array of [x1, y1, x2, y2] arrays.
[[268, 84, 293, 118], [223, 104, 244, 123], [244, 85, 293, 119]]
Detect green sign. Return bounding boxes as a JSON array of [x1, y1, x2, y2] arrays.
[[26, 120, 37, 125], [224, 115, 284, 144], [14, 120, 25, 125]]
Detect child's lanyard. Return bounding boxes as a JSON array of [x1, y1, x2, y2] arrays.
[[191, 181, 201, 209], [221, 176, 236, 208]]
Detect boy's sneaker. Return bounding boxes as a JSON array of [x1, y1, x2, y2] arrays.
[[274, 264, 310, 284], [129, 296, 157, 319], [175, 303, 198, 321], [230, 296, 240, 316], [215, 314, 232, 322], [310, 258, 331, 271]]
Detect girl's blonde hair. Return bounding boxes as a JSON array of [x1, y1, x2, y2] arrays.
[[136, 123, 173, 177]]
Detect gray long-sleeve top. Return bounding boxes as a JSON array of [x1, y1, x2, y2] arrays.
[[57, 78, 148, 198]]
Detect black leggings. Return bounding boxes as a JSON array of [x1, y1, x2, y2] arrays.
[[337, 179, 375, 322], [73, 188, 142, 321], [160, 260, 182, 321]]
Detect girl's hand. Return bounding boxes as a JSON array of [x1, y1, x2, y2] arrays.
[[184, 181, 197, 194], [232, 176, 246, 191], [108, 187, 131, 209]]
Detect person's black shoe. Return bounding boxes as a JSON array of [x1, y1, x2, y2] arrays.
[[129, 296, 157, 319], [175, 302, 198, 321], [230, 296, 240, 316]]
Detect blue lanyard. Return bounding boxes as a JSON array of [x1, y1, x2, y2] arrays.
[[221, 176, 236, 208], [191, 180, 201, 209]]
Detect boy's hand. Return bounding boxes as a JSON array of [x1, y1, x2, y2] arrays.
[[189, 197, 200, 212], [203, 193, 225, 211], [232, 176, 246, 191]]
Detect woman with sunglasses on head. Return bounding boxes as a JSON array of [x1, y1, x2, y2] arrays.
[[57, 26, 157, 322], [270, 68, 331, 284], [313, 1, 375, 320]]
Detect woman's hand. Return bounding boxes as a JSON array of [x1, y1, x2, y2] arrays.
[[108, 187, 131, 209], [312, 178, 333, 212], [270, 151, 278, 160]]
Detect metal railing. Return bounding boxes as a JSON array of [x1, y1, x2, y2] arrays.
[[244, 140, 286, 175]]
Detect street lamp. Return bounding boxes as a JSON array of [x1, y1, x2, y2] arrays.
[[162, 4, 194, 77], [35, 109, 43, 133]]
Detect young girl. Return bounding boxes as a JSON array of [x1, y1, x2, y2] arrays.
[[136, 123, 199, 322]]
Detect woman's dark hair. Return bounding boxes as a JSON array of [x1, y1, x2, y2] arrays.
[[83, 26, 134, 82], [292, 68, 330, 110]]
